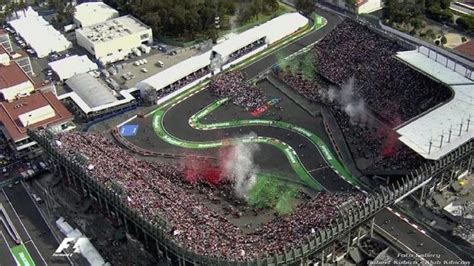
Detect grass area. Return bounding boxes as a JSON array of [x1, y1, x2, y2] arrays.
[[248, 174, 299, 215]]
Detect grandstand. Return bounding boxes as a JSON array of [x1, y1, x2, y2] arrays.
[[395, 47, 473, 160], [135, 12, 308, 101], [25, 15, 474, 265], [32, 129, 365, 263], [275, 19, 460, 173]]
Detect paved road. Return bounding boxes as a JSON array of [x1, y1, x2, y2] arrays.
[[375, 207, 467, 264], [1, 187, 46, 266], [160, 82, 358, 193], [0, 230, 17, 266], [2, 183, 70, 265]]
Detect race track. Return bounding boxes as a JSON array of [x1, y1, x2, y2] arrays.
[[152, 81, 365, 193]]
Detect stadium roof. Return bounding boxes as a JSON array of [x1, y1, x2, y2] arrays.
[[395, 49, 474, 160], [136, 51, 211, 92], [66, 73, 117, 108], [48, 55, 98, 81], [0, 91, 72, 141], [74, 2, 119, 28], [8, 14, 72, 58], [213, 13, 308, 58]]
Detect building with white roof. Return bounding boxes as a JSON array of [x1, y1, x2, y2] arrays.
[[8, 12, 72, 58], [48, 55, 98, 81], [321, 0, 382, 14], [135, 51, 212, 93], [76, 15, 152, 65], [395, 46, 474, 160], [212, 13, 308, 65], [61, 73, 136, 120], [138, 12, 308, 94], [74, 2, 119, 28]]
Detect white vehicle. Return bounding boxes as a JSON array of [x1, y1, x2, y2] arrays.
[[142, 59, 148, 64], [133, 48, 142, 57], [63, 24, 77, 32], [140, 44, 151, 54], [156, 60, 164, 67], [141, 68, 148, 73], [31, 193, 43, 203]]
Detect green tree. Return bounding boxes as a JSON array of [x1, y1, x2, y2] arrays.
[[440, 36, 447, 46], [250, 0, 263, 20], [295, 0, 315, 16], [263, 0, 279, 13], [456, 15, 474, 32]]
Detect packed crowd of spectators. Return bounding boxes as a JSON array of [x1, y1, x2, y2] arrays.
[[275, 19, 447, 171], [225, 39, 266, 65], [51, 131, 364, 261], [313, 19, 451, 125], [154, 67, 210, 100], [208, 71, 267, 111], [280, 69, 424, 171]]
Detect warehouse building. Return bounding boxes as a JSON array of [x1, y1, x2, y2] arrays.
[[74, 2, 119, 28], [76, 15, 153, 65]]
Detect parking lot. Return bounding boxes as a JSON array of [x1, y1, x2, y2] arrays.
[[108, 46, 205, 89]]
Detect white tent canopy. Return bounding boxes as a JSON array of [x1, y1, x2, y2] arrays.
[[49, 55, 98, 81], [136, 51, 211, 92], [9, 14, 72, 58], [213, 12, 308, 59], [396, 49, 474, 160]]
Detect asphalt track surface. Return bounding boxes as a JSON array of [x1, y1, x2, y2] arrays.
[[123, 8, 467, 264], [0, 184, 68, 266], [375, 208, 465, 264], [160, 86, 358, 192], [1, 187, 44, 266]]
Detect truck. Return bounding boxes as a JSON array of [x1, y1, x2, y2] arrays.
[[140, 44, 151, 54], [63, 24, 77, 32], [132, 48, 142, 57]]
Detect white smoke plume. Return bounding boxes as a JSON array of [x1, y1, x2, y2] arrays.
[[326, 77, 368, 124], [222, 133, 259, 199]]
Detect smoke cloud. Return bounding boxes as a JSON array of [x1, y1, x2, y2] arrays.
[[221, 133, 260, 199], [326, 77, 368, 124]]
